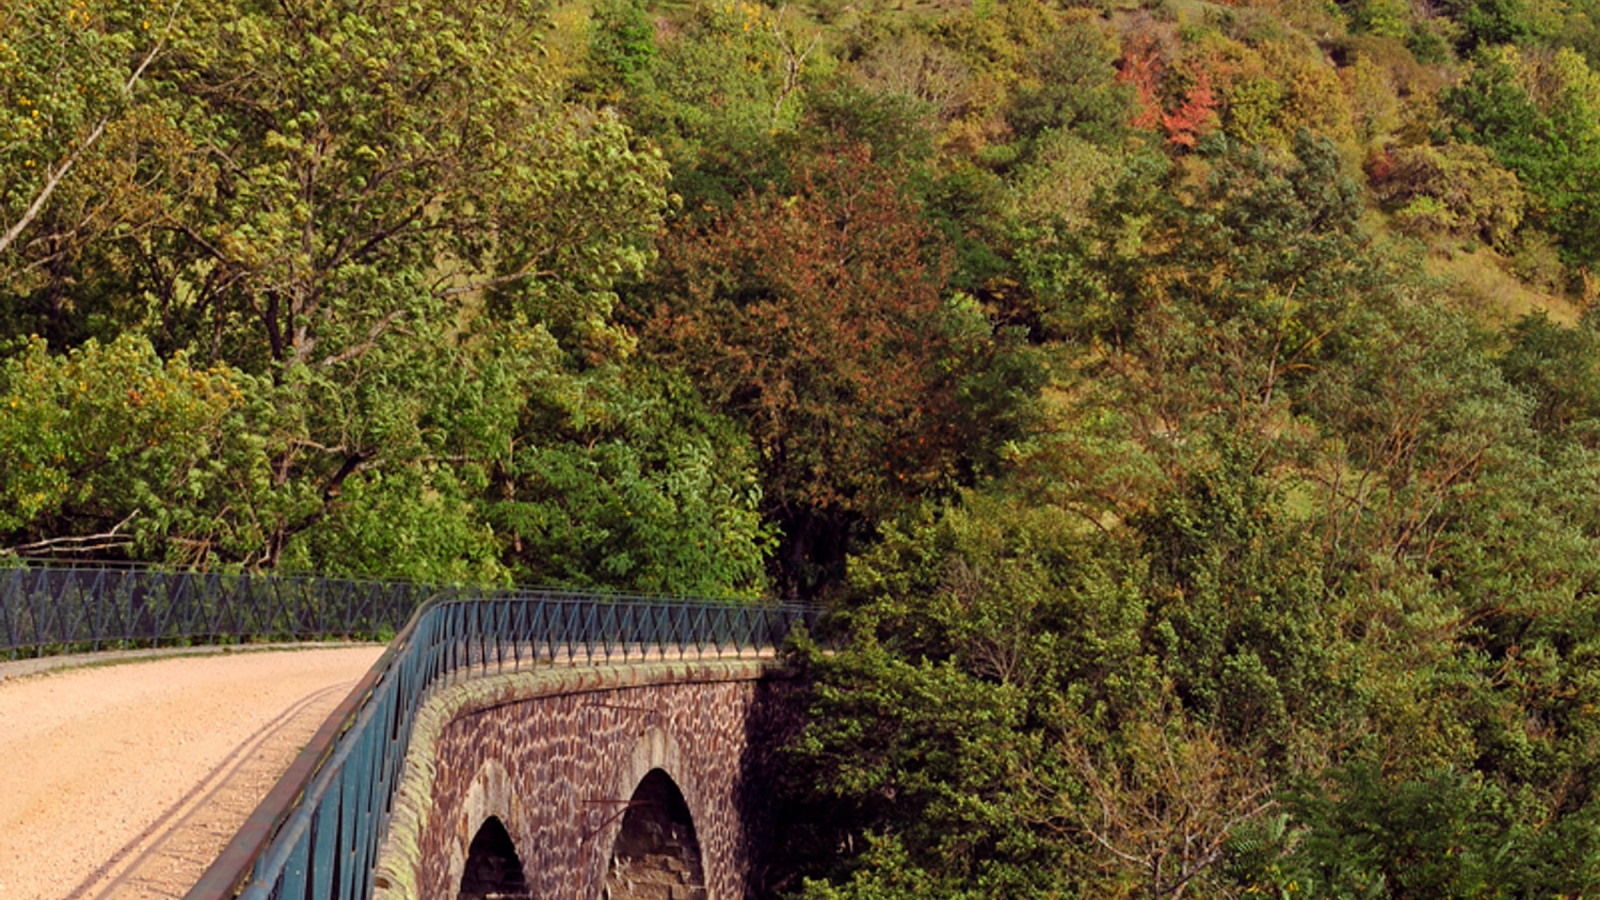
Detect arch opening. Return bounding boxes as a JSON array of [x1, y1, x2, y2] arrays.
[[458, 816, 530, 900], [603, 768, 707, 900]]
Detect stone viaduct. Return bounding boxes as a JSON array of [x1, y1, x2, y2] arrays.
[[1, 565, 818, 900], [371, 659, 801, 900]]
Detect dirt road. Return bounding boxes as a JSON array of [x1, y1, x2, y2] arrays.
[[0, 646, 384, 900]]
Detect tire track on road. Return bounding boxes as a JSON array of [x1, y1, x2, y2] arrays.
[[64, 680, 355, 900], [0, 647, 382, 900]]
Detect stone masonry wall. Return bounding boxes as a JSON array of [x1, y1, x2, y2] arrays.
[[373, 660, 796, 900]]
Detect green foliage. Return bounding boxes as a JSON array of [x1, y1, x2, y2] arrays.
[[9, 0, 1600, 893], [586, 0, 658, 98], [1003, 19, 1128, 155], [1350, 0, 1414, 38], [487, 365, 773, 597], [0, 0, 137, 179], [1408, 20, 1458, 63], [783, 85, 1600, 896], [1133, 448, 1346, 748], [1225, 76, 1288, 147], [619, 0, 816, 211], [0, 0, 787, 593], [793, 833, 969, 900], [779, 491, 1147, 897], [1373, 142, 1525, 247], [1031, 130, 1373, 399], [0, 334, 250, 558], [1499, 312, 1600, 444], [800, 83, 936, 166], [1457, 0, 1563, 50], [1444, 45, 1600, 268], [1247, 763, 1600, 899], [278, 466, 507, 584], [0, 0, 156, 260]]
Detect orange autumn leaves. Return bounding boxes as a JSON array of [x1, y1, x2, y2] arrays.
[[1121, 34, 1220, 148], [1118, 30, 1350, 151], [636, 146, 968, 520]]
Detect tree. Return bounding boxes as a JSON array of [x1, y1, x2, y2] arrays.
[[617, 0, 816, 212], [780, 484, 1292, 899], [581, 0, 658, 103], [0, 334, 252, 560], [0, 0, 172, 261], [7, 0, 675, 568], [111, 0, 669, 372], [1370, 142, 1526, 247], [1067, 712, 1275, 900], [637, 146, 991, 593], [1119, 32, 1166, 134], [1005, 19, 1127, 154], [1021, 131, 1376, 491], [0, 0, 205, 346], [1457, 0, 1563, 50], [1444, 45, 1600, 268], [485, 364, 773, 597], [779, 491, 1148, 900], [1499, 311, 1600, 445], [1237, 763, 1600, 899], [1162, 66, 1219, 149], [0, 0, 744, 582]]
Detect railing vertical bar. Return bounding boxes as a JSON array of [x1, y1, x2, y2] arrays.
[[310, 785, 341, 900], [350, 725, 378, 900], [277, 828, 311, 900], [337, 765, 360, 900], [172, 573, 192, 647], [90, 570, 107, 653]]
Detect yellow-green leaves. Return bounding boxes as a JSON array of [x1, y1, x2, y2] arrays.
[[0, 334, 242, 549]]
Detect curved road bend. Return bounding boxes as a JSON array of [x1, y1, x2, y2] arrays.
[[0, 646, 383, 900]]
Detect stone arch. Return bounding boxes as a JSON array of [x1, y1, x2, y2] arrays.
[[458, 816, 530, 900], [602, 768, 707, 900], [616, 726, 685, 802], [446, 760, 528, 900]]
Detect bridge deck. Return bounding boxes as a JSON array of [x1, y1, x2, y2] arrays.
[[0, 647, 383, 900]]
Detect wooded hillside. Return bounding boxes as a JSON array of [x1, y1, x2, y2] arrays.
[[5, 0, 1600, 893]]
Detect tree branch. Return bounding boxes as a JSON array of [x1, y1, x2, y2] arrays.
[[315, 308, 408, 368], [3, 510, 140, 555], [0, 0, 184, 257]]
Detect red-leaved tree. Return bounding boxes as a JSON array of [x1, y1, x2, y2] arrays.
[[637, 145, 965, 591], [1119, 34, 1165, 132], [1164, 66, 1219, 148]]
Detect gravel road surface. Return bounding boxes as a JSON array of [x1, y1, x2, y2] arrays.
[[0, 646, 384, 900]]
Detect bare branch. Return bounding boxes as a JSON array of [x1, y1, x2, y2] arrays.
[[315, 308, 408, 368], [3, 510, 140, 555], [0, 0, 185, 257], [769, 7, 819, 124]]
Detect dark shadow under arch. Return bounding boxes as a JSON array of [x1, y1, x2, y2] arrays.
[[458, 816, 530, 900], [603, 768, 707, 900]]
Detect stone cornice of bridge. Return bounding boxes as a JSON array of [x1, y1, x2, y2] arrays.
[[372, 658, 792, 900]]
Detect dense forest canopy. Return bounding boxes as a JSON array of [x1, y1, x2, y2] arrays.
[[6, 0, 1600, 893]]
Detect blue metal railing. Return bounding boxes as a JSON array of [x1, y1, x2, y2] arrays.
[[0, 564, 817, 900], [190, 592, 815, 900], [0, 564, 430, 659]]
